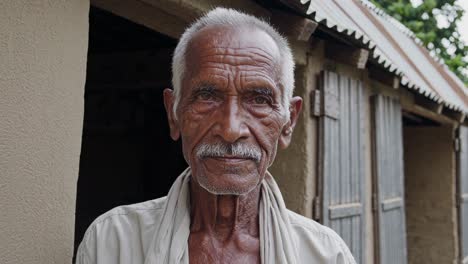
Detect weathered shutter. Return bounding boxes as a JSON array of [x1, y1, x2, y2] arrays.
[[317, 71, 366, 263], [372, 94, 407, 264], [458, 125, 468, 264]]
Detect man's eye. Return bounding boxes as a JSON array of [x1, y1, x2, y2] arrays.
[[253, 96, 270, 105], [197, 92, 214, 101]]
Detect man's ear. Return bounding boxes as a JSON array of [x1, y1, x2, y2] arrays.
[[278, 96, 303, 149], [163, 88, 181, 141]]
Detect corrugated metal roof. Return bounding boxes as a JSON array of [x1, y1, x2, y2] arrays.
[[298, 0, 468, 114]]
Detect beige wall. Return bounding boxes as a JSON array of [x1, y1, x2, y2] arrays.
[[269, 40, 323, 217], [404, 126, 458, 264], [0, 1, 89, 263], [269, 64, 316, 217]]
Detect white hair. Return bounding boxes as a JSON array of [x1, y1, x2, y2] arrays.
[[171, 7, 295, 118]]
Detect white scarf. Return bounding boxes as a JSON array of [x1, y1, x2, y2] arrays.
[[143, 168, 298, 263]]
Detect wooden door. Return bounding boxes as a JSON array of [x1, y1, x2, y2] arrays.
[[317, 71, 366, 263], [372, 94, 407, 264]]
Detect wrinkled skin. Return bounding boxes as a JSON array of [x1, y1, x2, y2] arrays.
[[163, 25, 302, 264]]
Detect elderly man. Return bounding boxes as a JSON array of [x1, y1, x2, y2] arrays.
[[76, 8, 355, 264]]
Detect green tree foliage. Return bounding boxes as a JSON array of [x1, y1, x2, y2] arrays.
[[371, 0, 468, 86]]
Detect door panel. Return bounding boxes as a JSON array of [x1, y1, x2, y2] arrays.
[[372, 94, 407, 264], [318, 71, 366, 263]]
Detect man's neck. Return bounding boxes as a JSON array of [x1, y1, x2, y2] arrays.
[[189, 181, 261, 241]]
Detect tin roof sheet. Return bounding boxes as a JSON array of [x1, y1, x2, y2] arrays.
[[299, 0, 468, 114]]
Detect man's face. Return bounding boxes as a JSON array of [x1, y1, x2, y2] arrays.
[[164, 26, 302, 195]]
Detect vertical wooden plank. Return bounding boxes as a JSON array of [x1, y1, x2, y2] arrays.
[[352, 78, 358, 262], [458, 126, 468, 262], [360, 81, 366, 264], [397, 97, 407, 262], [376, 95, 383, 263], [342, 76, 350, 259], [333, 72, 342, 240], [350, 79, 358, 258], [384, 96, 390, 264], [372, 94, 407, 264], [320, 71, 329, 227], [341, 75, 350, 249], [397, 98, 407, 261], [390, 99, 397, 262], [334, 72, 340, 208]]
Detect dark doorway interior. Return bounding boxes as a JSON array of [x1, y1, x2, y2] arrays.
[[74, 6, 186, 253]]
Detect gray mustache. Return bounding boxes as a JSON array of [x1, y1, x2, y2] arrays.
[[195, 142, 262, 163]]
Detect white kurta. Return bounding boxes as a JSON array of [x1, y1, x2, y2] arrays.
[[76, 169, 356, 264]]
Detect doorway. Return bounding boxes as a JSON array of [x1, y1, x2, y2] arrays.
[[402, 112, 457, 263], [74, 6, 186, 252]]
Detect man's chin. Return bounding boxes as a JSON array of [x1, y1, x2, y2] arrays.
[[197, 174, 260, 196], [192, 159, 264, 195]]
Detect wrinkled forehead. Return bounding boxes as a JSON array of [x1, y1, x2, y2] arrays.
[[185, 25, 281, 71]]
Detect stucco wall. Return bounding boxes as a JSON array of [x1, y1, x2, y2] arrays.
[[269, 64, 316, 217], [404, 126, 458, 264], [0, 1, 89, 263], [269, 40, 323, 218]]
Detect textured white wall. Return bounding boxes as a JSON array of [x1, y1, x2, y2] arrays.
[[0, 1, 89, 263]]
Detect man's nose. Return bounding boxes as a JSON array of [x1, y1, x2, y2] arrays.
[[212, 97, 250, 143]]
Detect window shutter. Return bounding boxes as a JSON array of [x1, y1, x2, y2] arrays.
[[317, 71, 366, 263], [372, 94, 407, 264]]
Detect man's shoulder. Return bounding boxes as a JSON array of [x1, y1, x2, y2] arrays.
[[287, 210, 357, 263], [90, 196, 167, 227], [76, 197, 168, 263], [82, 197, 168, 240], [287, 209, 339, 238]]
